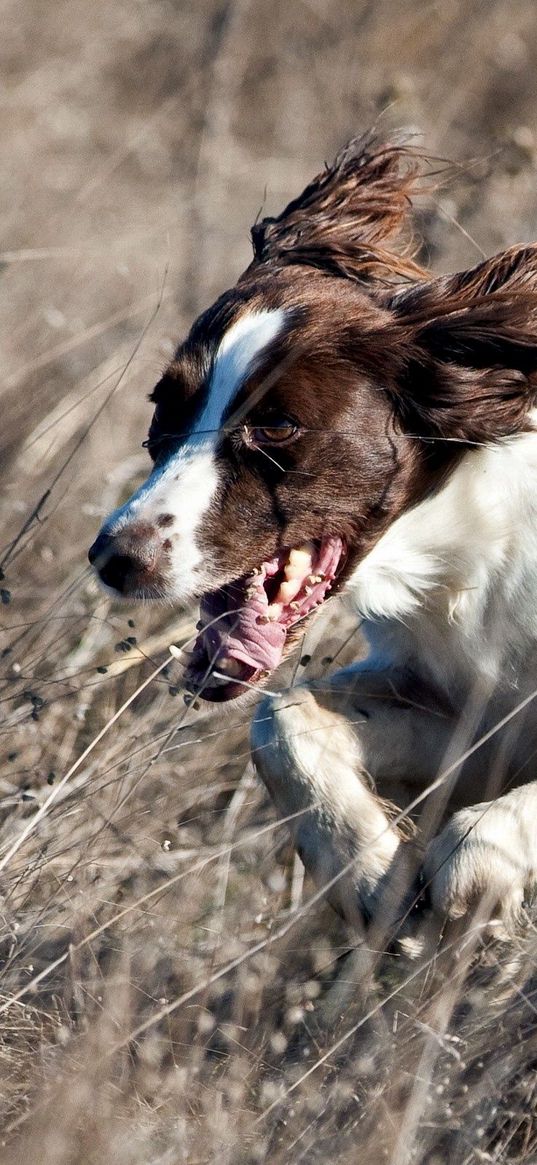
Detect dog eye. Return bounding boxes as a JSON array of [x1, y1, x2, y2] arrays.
[[243, 418, 299, 446]]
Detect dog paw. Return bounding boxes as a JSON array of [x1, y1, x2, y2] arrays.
[[423, 787, 537, 931]]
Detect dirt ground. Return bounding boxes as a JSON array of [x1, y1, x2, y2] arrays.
[[1, 1, 537, 1161]]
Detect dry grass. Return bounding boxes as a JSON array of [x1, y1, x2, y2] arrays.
[[2, 0, 537, 1160]]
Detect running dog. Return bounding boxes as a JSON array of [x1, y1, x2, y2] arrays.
[[89, 134, 537, 932]]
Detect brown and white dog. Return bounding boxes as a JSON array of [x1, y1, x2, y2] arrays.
[[89, 134, 537, 933]]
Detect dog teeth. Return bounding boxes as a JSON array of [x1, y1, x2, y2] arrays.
[[284, 549, 313, 584], [289, 601, 301, 611], [285, 551, 312, 582], [266, 603, 283, 621], [304, 585, 313, 596], [275, 578, 302, 605], [289, 545, 314, 568], [307, 573, 324, 585]]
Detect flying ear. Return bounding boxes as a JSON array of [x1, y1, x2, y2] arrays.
[[247, 132, 426, 283], [389, 244, 537, 442]]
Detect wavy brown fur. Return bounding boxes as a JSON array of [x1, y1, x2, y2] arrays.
[[247, 131, 428, 284], [387, 244, 537, 442]]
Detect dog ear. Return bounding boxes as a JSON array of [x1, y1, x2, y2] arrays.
[[247, 132, 425, 283], [389, 245, 537, 442]]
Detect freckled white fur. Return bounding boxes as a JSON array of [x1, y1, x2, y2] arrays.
[[102, 308, 285, 598]]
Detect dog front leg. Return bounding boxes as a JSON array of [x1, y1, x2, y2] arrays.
[[251, 686, 410, 926]]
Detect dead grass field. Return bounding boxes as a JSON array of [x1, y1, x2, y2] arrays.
[[2, 1, 537, 1161]]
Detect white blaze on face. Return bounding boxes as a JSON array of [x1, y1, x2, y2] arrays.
[[100, 308, 286, 599]]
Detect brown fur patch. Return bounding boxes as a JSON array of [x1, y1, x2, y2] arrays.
[[247, 131, 428, 285]]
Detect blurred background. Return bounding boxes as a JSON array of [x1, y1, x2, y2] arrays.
[[2, 2, 537, 1161]]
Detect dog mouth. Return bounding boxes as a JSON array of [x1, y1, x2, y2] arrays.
[[183, 536, 345, 702]]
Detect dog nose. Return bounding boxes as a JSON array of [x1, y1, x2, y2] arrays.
[[88, 523, 163, 594]]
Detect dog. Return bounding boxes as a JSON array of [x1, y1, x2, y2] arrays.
[[89, 133, 537, 935]]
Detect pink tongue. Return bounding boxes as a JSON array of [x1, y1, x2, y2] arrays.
[[197, 559, 286, 674], [193, 536, 343, 678]]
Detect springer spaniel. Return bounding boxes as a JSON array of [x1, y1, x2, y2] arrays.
[[89, 134, 537, 935]]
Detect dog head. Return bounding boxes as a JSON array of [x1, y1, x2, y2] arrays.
[[89, 134, 537, 699]]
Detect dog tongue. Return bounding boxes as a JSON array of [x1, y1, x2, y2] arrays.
[[197, 558, 287, 675], [191, 537, 343, 684]]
